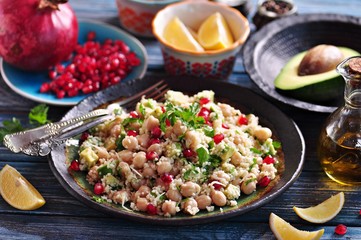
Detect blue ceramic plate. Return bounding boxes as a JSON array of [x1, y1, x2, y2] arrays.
[[0, 20, 147, 106]]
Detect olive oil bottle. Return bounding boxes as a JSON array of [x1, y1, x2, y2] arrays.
[[317, 56, 361, 185]]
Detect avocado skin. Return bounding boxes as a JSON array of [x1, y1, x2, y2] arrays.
[[274, 47, 360, 102], [276, 75, 344, 103]]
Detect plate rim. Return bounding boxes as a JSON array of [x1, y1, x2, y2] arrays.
[[243, 13, 361, 113], [49, 76, 305, 225], [0, 19, 148, 107]]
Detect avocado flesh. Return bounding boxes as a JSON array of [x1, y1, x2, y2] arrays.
[[274, 47, 360, 102]]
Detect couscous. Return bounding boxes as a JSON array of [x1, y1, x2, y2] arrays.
[[68, 90, 281, 217]]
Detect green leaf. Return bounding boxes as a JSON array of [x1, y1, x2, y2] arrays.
[[115, 133, 126, 151], [139, 104, 146, 117], [0, 118, 24, 142], [92, 195, 106, 203], [248, 158, 258, 172], [272, 141, 282, 149], [29, 104, 50, 125], [122, 117, 143, 127], [209, 155, 222, 168], [203, 126, 215, 137], [196, 147, 209, 165], [250, 147, 262, 154]]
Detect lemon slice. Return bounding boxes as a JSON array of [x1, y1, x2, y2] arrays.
[[0, 164, 45, 210], [270, 213, 325, 240], [198, 12, 234, 50], [293, 192, 344, 223], [163, 17, 204, 52]]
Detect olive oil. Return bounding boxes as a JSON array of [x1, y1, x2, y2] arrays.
[[317, 56, 361, 186], [318, 130, 361, 185]]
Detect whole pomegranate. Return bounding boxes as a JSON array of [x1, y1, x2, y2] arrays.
[[0, 0, 78, 71]]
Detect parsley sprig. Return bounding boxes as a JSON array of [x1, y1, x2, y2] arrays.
[[0, 104, 50, 142], [160, 102, 205, 131]]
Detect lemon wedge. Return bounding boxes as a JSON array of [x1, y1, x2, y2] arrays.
[[163, 17, 204, 52], [270, 213, 325, 240], [0, 164, 45, 210], [198, 12, 234, 50], [293, 192, 344, 223]]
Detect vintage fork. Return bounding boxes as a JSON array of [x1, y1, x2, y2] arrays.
[[3, 80, 169, 156]]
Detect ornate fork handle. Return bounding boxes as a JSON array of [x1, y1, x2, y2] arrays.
[[3, 109, 111, 156]]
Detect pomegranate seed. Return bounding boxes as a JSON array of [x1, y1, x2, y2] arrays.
[[161, 106, 166, 113], [213, 133, 224, 144], [335, 224, 347, 235], [238, 116, 248, 125], [48, 70, 57, 79], [199, 97, 210, 105], [87, 31, 96, 41], [258, 176, 271, 187], [56, 90, 65, 99], [93, 183, 104, 195], [165, 119, 171, 127], [69, 160, 80, 171], [161, 173, 173, 184], [183, 148, 196, 158], [146, 204, 157, 215], [213, 182, 222, 190], [263, 156, 275, 164], [40, 83, 50, 93], [146, 151, 158, 161], [127, 130, 138, 137], [55, 64, 65, 73], [151, 127, 162, 138], [222, 123, 229, 129], [129, 111, 139, 118], [198, 107, 211, 120], [79, 132, 90, 144], [148, 138, 161, 147]]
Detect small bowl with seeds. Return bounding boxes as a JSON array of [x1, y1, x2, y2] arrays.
[[252, 0, 297, 30]]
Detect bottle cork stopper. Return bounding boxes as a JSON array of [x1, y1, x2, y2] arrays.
[[348, 58, 361, 74]]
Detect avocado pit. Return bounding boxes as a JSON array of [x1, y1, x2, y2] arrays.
[[298, 44, 344, 76]]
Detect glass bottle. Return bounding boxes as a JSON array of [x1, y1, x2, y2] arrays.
[[317, 56, 361, 185]]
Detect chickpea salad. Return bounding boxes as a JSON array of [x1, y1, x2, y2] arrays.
[[68, 90, 282, 217]]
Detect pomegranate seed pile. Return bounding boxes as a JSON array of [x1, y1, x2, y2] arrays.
[[40, 31, 141, 99]]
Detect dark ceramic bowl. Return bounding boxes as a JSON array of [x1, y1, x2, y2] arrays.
[[49, 76, 305, 225], [243, 13, 361, 113]]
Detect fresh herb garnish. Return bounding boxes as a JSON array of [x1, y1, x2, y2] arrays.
[[250, 147, 262, 154], [196, 147, 209, 165], [160, 102, 206, 132], [29, 103, 50, 125], [272, 141, 282, 149], [0, 104, 51, 142]]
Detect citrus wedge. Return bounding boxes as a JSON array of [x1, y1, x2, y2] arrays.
[[198, 12, 234, 50], [293, 192, 344, 223], [163, 17, 204, 52], [270, 213, 324, 240], [0, 164, 45, 210]]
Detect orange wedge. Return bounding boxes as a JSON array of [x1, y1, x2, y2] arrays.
[[0, 164, 45, 210]]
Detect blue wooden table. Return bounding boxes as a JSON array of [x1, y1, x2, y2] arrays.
[[1, 0, 361, 239]]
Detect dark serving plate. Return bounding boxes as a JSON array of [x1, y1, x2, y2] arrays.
[[49, 76, 305, 225], [243, 13, 361, 113]]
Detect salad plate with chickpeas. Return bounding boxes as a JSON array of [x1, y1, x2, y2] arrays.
[[49, 76, 305, 225]]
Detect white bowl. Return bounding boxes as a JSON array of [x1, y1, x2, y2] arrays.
[[152, 1, 250, 78]]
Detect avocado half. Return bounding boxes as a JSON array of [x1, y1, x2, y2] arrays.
[[274, 47, 360, 102]]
